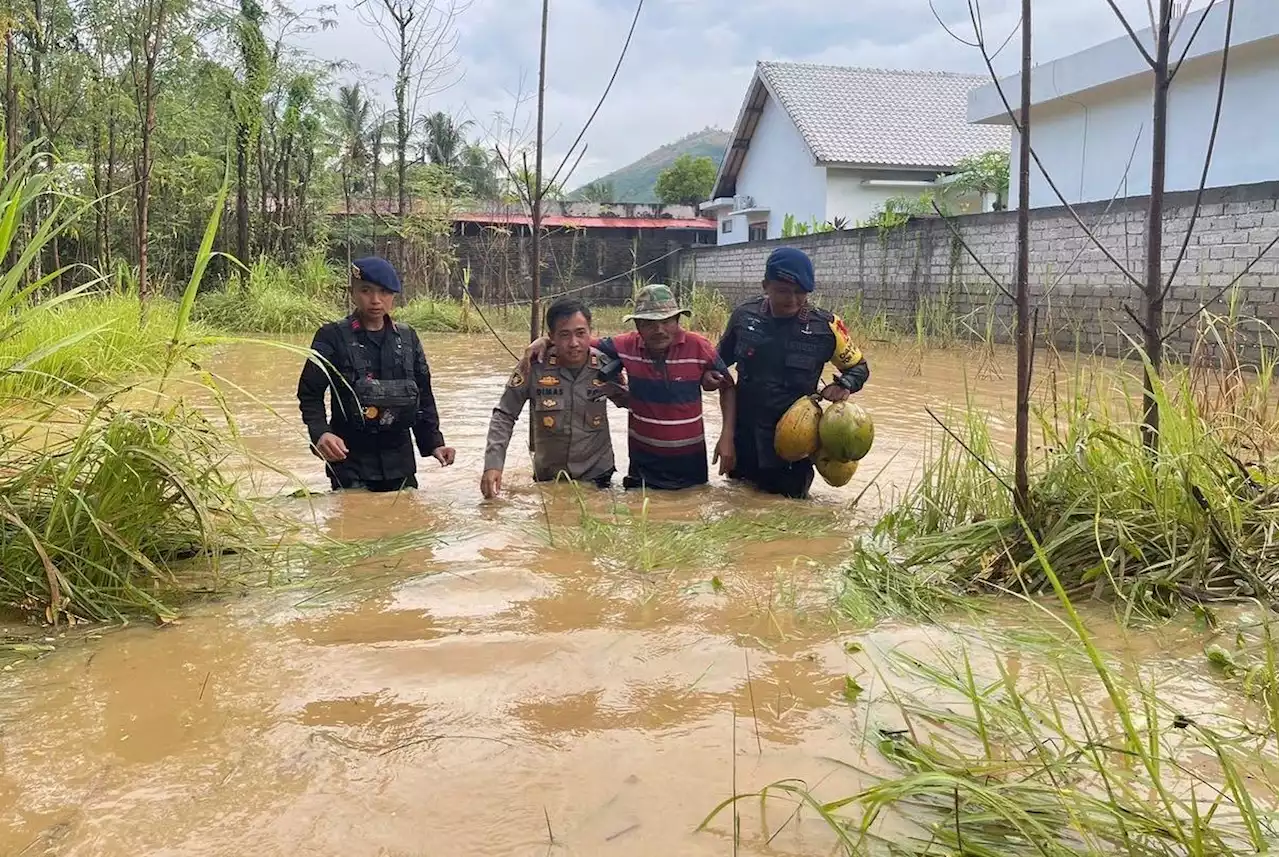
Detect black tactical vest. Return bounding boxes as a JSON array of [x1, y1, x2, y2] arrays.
[[730, 299, 836, 423], [337, 319, 419, 433]]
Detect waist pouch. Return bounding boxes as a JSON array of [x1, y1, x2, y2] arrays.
[[352, 377, 419, 431]]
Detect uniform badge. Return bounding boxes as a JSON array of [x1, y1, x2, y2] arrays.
[[538, 375, 559, 387], [351, 263, 362, 280], [590, 378, 604, 387], [541, 398, 558, 408], [542, 415, 556, 429], [363, 405, 379, 419], [590, 414, 602, 427], [508, 370, 524, 388]]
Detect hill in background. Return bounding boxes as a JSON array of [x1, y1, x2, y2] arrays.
[[570, 127, 730, 203]]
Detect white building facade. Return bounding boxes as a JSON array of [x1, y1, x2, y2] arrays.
[[702, 62, 1008, 246], [968, 0, 1278, 208]]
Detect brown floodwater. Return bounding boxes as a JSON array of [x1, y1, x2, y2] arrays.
[[0, 335, 1273, 856]]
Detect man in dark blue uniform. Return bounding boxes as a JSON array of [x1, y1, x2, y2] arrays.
[[713, 247, 870, 499], [296, 256, 455, 492]]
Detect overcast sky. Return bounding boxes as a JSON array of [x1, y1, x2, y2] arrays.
[[297, 0, 1164, 186]]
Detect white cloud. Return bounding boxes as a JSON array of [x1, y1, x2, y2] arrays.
[[296, 0, 1183, 184]]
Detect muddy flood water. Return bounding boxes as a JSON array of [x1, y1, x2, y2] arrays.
[[1, 335, 1274, 856]]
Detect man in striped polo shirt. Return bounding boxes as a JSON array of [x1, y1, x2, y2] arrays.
[[524, 285, 736, 491]]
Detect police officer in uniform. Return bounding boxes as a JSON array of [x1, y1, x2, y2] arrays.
[[297, 256, 455, 491], [481, 297, 618, 499], [712, 247, 869, 499]]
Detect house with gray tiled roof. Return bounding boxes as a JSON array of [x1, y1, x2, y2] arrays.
[[701, 62, 1008, 245]]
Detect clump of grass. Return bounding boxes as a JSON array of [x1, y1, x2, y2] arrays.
[[544, 486, 841, 574], [0, 399, 265, 622], [396, 293, 491, 333], [194, 253, 340, 333], [688, 284, 731, 335], [0, 294, 181, 399], [704, 547, 1279, 856], [0, 147, 308, 625], [849, 645, 1276, 856], [837, 532, 976, 624], [863, 359, 1277, 617]]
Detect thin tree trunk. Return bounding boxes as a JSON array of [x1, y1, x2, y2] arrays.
[[257, 134, 269, 253], [3, 29, 15, 167], [4, 28, 15, 272], [236, 123, 250, 265], [91, 114, 105, 264], [105, 112, 116, 270], [395, 30, 408, 271], [1142, 0, 1172, 450], [343, 171, 353, 269], [1013, 0, 1033, 517], [527, 0, 549, 451], [134, 0, 166, 304]]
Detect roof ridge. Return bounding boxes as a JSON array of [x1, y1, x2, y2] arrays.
[[757, 60, 990, 81]]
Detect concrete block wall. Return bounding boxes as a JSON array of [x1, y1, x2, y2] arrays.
[[673, 182, 1278, 361]]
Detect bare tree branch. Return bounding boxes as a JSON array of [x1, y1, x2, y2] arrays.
[[928, 199, 1015, 302], [1122, 301, 1147, 332], [1161, 237, 1277, 342], [1169, 0, 1218, 80], [968, 12, 1146, 291], [928, 0, 979, 47], [1044, 128, 1145, 299], [1103, 0, 1158, 66], [1162, 0, 1234, 298]]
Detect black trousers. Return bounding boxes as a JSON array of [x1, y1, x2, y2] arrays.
[[730, 424, 814, 500], [329, 471, 419, 492]]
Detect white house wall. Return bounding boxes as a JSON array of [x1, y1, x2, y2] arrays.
[[732, 93, 827, 239], [1008, 38, 1278, 208], [825, 168, 949, 225]]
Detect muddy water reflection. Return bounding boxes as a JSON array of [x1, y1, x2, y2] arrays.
[[0, 336, 1270, 856]]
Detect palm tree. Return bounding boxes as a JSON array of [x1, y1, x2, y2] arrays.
[[457, 143, 500, 200], [336, 84, 370, 266], [421, 111, 473, 169]]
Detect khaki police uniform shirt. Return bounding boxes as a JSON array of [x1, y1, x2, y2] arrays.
[[483, 350, 616, 483]]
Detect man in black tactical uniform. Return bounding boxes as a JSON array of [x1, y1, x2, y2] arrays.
[[712, 246, 870, 499], [296, 256, 456, 492]]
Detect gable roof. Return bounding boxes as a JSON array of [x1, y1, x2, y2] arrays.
[[711, 62, 1010, 200]]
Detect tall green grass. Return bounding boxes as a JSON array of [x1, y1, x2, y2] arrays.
[[0, 148, 287, 623], [194, 253, 340, 334], [842, 354, 1277, 619], [0, 294, 181, 400]]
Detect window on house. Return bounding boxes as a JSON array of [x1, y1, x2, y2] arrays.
[[748, 221, 768, 242], [721, 219, 733, 234]]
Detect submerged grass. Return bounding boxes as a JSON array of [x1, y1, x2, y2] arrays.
[[704, 537, 1279, 856], [543, 484, 843, 575]]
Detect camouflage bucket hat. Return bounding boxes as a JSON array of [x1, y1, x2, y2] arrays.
[[623, 284, 690, 322]]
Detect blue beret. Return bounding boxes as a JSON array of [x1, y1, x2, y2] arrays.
[[351, 256, 402, 293], [764, 247, 815, 293]]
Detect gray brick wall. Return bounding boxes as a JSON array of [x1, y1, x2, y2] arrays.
[[672, 182, 1279, 361]]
